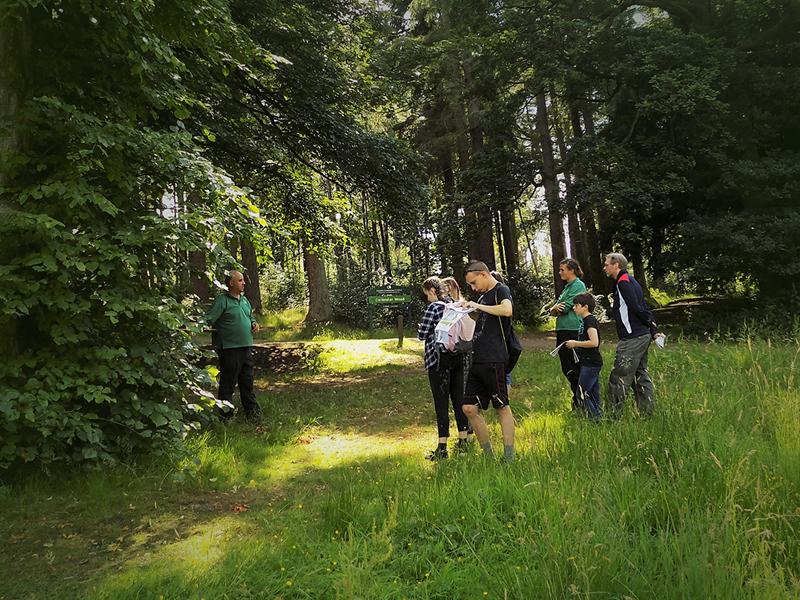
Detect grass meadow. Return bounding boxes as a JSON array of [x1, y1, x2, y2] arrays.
[[1, 335, 798, 599]]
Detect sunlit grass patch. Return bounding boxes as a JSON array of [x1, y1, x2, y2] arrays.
[[254, 307, 411, 342], [318, 338, 423, 373], [258, 306, 307, 329], [2, 337, 799, 599]]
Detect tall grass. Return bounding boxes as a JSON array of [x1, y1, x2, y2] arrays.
[[1, 337, 798, 599]]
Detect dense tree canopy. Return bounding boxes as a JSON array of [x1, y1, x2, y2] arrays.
[[1, 0, 798, 467]]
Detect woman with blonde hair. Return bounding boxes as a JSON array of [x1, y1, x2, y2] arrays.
[[442, 276, 463, 302]]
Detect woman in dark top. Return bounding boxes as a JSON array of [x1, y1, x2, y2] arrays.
[[565, 292, 603, 421], [417, 277, 471, 459]]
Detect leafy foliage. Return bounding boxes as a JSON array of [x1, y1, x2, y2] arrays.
[[0, 1, 265, 468], [2, 0, 799, 469]]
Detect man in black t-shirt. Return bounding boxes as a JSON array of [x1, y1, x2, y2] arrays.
[[460, 260, 516, 460], [565, 293, 602, 420]]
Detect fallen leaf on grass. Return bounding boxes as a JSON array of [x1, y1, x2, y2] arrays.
[[231, 502, 249, 513]]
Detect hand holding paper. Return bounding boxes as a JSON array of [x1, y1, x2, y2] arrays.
[[654, 333, 666, 349]]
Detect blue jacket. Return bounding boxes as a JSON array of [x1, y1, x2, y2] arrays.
[[611, 270, 654, 339]]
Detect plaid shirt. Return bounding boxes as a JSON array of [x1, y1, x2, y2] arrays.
[[417, 301, 446, 370]]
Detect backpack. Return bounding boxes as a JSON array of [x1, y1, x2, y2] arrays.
[[485, 286, 523, 373], [498, 315, 523, 373], [434, 304, 476, 353]]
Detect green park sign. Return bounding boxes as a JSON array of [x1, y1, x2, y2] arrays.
[[366, 285, 413, 346], [367, 286, 412, 307]]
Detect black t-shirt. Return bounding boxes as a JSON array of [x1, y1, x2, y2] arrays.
[[472, 283, 513, 364], [577, 315, 603, 367]]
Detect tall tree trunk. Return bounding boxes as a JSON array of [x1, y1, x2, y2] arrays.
[[361, 193, 372, 273], [0, 7, 31, 187], [464, 61, 495, 270], [303, 241, 332, 323], [371, 220, 380, 277], [189, 248, 209, 300], [439, 155, 456, 276], [378, 219, 393, 279], [582, 103, 596, 137], [494, 210, 506, 274], [467, 208, 496, 270], [536, 92, 566, 293], [0, 7, 32, 358], [240, 239, 262, 314], [500, 205, 520, 275], [184, 192, 211, 301], [441, 151, 467, 279], [627, 244, 650, 299], [436, 209, 449, 276], [555, 123, 589, 285], [583, 210, 606, 293], [650, 225, 667, 289], [228, 236, 240, 262], [517, 205, 539, 271], [567, 96, 605, 292]]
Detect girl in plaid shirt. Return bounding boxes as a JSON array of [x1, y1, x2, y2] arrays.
[[417, 277, 472, 460]]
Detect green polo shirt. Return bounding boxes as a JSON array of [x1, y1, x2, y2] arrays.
[[555, 278, 587, 331], [205, 293, 256, 349]]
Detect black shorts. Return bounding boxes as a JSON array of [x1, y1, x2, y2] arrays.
[[465, 362, 509, 410]]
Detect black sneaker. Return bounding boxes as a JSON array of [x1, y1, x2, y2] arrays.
[[426, 447, 448, 461]]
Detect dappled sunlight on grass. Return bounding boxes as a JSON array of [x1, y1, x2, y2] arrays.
[[254, 307, 414, 342], [303, 430, 429, 464], [516, 411, 569, 457], [125, 516, 241, 572], [258, 306, 306, 329], [91, 515, 254, 599], [319, 338, 423, 373], [186, 424, 436, 491], [4, 337, 800, 599]]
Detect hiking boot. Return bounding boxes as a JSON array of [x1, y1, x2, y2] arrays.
[[426, 447, 448, 461]]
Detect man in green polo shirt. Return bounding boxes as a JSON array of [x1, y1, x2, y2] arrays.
[[205, 270, 261, 421]]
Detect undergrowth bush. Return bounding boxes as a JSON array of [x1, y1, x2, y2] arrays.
[[261, 263, 306, 310], [329, 264, 424, 328], [504, 266, 551, 327], [0, 3, 260, 469]]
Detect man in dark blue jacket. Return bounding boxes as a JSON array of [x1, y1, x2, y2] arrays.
[[604, 253, 657, 417]]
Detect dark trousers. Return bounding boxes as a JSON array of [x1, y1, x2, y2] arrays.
[[427, 352, 470, 438], [608, 334, 655, 418], [577, 365, 602, 420], [556, 330, 581, 409], [217, 347, 260, 418]]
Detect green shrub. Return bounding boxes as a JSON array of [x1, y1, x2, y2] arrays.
[[329, 264, 424, 329], [0, 2, 258, 469], [261, 263, 306, 310], [504, 266, 551, 327]]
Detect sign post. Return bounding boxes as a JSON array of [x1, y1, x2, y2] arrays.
[[367, 285, 413, 347]]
